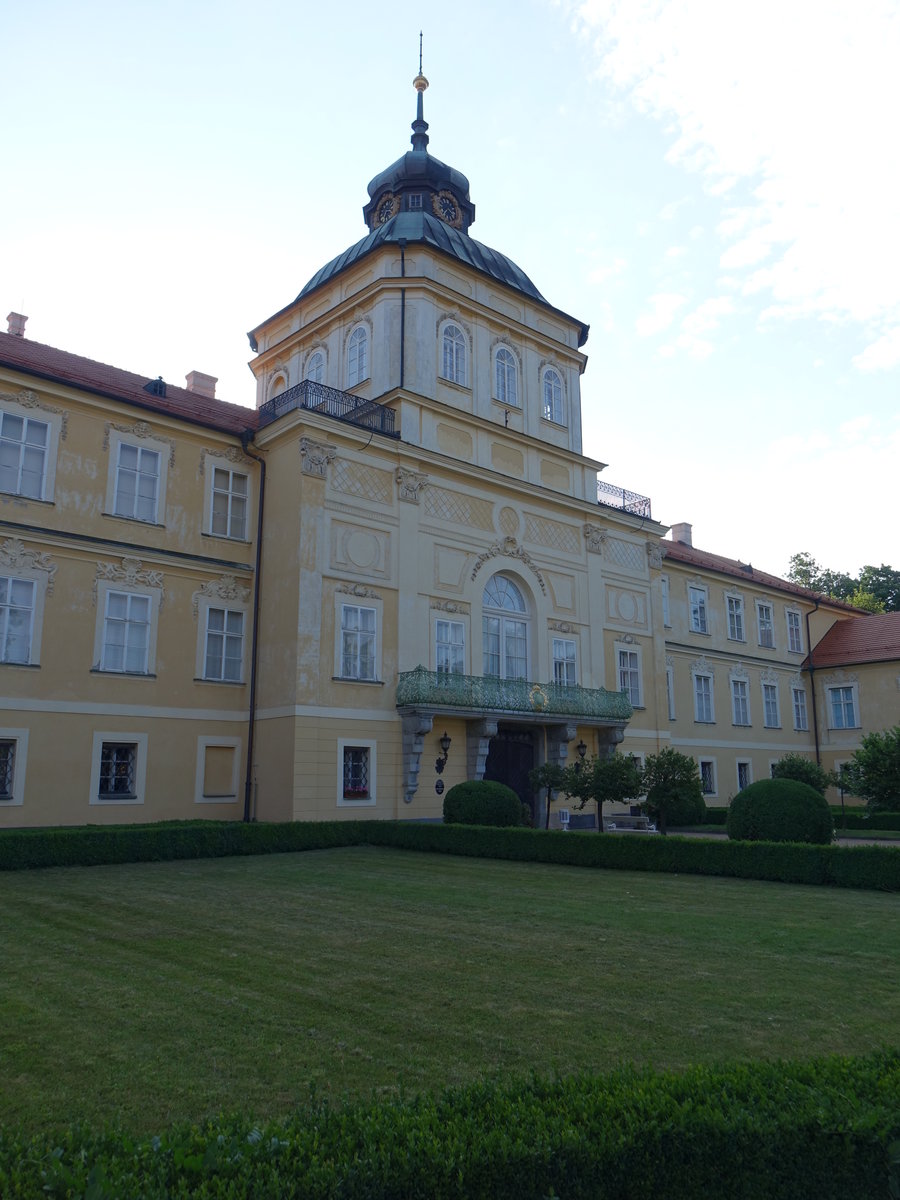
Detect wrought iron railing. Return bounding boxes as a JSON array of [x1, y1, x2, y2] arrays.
[[258, 379, 398, 437], [396, 665, 633, 721], [597, 479, 651, 519]]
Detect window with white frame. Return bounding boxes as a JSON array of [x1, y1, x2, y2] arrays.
[[757, 601, 775, 648], [494, 347, 518, 407], [786, 610, 803, 654], [693, 672, 714, 723], [0, 739, 15, 801], [90, 731, 148, 805], [482, 574, 528, 679], [114, 443, 160, 522], [340, 604, 376, 681], [306, 350, 325, 384], [731, 678, 750, 726], [699, 759, 717, 796], [0, 576, 35, 664], [689, 586, 708, 634], [338, 739, 376, 806], [762, 682, 780, 727], [617, 647, 642, 706], [726, 595, 745, 641], [441, 323, 467, 386], [436, 619, 465, 675], [0, 729, 28, 806], [204, 607, 244, 682], [666, 665, 676, 719], [347, 326, 369, 387], [0, 412, 49, 500], [541, 368, 564, 424], [553, 637, 577, 688], [661, 576, 671, 627], [737, 760, 752, 791], [828, 685, 857, 729], [210, 466, 248, 540], [792, 685, 809, 731], [101, 591, 151, 674]]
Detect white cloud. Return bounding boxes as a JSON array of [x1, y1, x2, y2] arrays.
[[588, 255, 628, 283], [853, 326, 900, 373], [659, 295, 733, 358], [635, 291, 686, 336]]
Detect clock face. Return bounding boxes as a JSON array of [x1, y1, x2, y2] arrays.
[[439, 195, 458, 223], [378, 197, 395, 224]]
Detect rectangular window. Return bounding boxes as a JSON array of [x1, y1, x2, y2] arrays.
[[737, 760, 752, 791], [0, 739, 15, 800], [666, 666, 675, 720], [203, 745, 237, 798], [408, 193, 423, 209], [763, 682, 780, 727], [99, 742, 137, 799], [786, 610, 803, 654], [204, 608, 244, 682], [689, 586, 708, 634], [342, 746, 370, 801], [0, 413, 48, 499], [699, 759, 716, 796], [617, 648, 641, 706], [661, 576, 670, 627], [757, 602, 775, 648], [114, 443, 159, 522], [727, 596, 745, 641], [0, 576, 35, 664], [731, 678, 750, 726], [792, 686, 808, 731], [436, 619, 465, 675], [553, 638, 577, 688], [211, 467, 248, 539], [694, 673, 714, 723], [829, 686, 857, 729], [341, 604, 376, 680], [101, 591, 150, 673]]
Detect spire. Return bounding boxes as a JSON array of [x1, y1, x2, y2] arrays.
[[411, 31, 429, 152]]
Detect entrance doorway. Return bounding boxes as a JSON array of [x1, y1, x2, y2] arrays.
[[483, 725, 536, 823]]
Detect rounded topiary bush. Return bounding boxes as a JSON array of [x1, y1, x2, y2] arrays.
[[443, 780, 525, 827], [726, 778, 834, 844]]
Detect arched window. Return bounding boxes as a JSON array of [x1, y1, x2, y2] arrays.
[[494, 347, 518, 407], [482, 573, 528, 680], [441, 323, 467, 386], [348, 327, 368, 387], [542, 368, 564, 424], [306, 351, 325, 384], [269, 374, 287, 400]]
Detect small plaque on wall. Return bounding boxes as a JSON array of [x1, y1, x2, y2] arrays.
[[435, 779, 445, 795]]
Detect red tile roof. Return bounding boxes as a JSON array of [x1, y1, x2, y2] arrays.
[[807, 611, 900, 668], [0, 332, 257, 437], [662, 538, 862, 613]]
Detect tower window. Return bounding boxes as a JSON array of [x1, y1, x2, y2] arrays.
[[408, 194, 423, 209], [542, 369, 564, 424], [347, 327, 369, 387], [441, 323, 467, 387]]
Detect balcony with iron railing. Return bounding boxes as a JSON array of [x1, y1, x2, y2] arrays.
[[258, 379, 399, 437], [396, 665, 633, 723], [597, 478, 651, 519]]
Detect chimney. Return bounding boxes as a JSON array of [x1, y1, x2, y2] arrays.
[[185, 371, 217, 399], [670, 521, 693, 547], [6, 313, 27, 337]]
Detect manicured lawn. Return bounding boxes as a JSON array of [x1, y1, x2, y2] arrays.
[[2, 846, 898, 1134]]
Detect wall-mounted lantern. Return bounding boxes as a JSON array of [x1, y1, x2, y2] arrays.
[[435, 731, 452, 774], [574, 739, 587, 773]]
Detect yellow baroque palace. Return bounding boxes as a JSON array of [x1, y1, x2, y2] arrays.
[[2, 79, 897, 828]]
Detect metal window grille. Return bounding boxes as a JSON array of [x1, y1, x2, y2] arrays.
[[0, 740, 15, 800], [99, 743, 137, 798], [342, 747, 369, 799]]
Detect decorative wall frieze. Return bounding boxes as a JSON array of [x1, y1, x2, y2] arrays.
[[199, 446, 253, 475], [548, 619, 577, 634], [103, 420, 176, 466], [430, 598, 470, 615], [760, 667, 779, 685], [337, 582, 380, 599], [729, 662, 749, 680], [584, 523, 608, 554], [191, 575, 251, 618], [435, 309, 473, 346], [821, 670, 858, 687], [790, 673, 805, 689], [646, 541, 663, 570], [299, 437, 336, 477], [396, 468, 429, 503], [690, 655, 715, 676], [94, 557, 164, 606], [0, 538, 57, 593], [665, 654, 674, 669], [0, 388, 68, 440], [615, 633, 636, 645], [538, 357, 566, 394], [470, 536, 546, 595]]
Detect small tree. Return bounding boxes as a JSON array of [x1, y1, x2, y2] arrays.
[[563, 751, 642, 833], [843, 727, 900, 812], [528, 761, 568, 830], [641, 748, 705, 835], [771, 753, 836, 797]]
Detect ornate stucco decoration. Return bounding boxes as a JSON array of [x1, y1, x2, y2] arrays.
[[0, 388, 68, 440], [538, 357, 566, 394], [103, 420, 176, 466], [584, 524, 608, 555], [489, 335, 522, 371], [548, 620, 574, 634], [430, 599, 470, 615], [94, 557, 164, 606], [760, 667, 779, 686], [337, 582, 380, 599], [615, 633, 636, 645], [665, 654, 674, 669], [0, 538, 57, 593], [299, 437, 336, 477], [434, 309, 472, 345], [470, 536, 546, 595], [790, 672, 805, 689], [344, 312, 373, 353], [199, 446, 253, 475], [821, 670, 858, 687], [191, 575, 251, 619], [729, 662, 749, 681], [396, 468, 429, 503], [690, 655, 715, 677], [646, 541, 663, 570]]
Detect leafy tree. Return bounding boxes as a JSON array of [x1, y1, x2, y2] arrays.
[[771, 753, 837, 796], [786, 552, 855, 599], [563, 751, 642, 833], [787, 553, 899, 611], [847, 589, 885, 613], [528, 761, 568, 830], [842, 727, 900, 812], [857, 564, 900, 612], [640, 748, 705, 834]]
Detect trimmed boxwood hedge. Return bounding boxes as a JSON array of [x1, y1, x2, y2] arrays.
[[1, 1052, 898, 1198], [832, 809, 900, 831], [442, 779, 525, 826], [727, 778, 834, 844]]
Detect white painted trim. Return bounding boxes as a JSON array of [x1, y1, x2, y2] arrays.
[[0, 697, 249, 720], [337, 737, 377, 807], [195, 735, 241, 803], [0, 726, 29, 806], [89, 730, 148, 806]]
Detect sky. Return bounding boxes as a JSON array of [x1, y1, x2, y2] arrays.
[[4, 0, 898, 579]]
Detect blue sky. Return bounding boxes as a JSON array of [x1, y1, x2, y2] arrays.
[[4, 0, 897, 578]]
